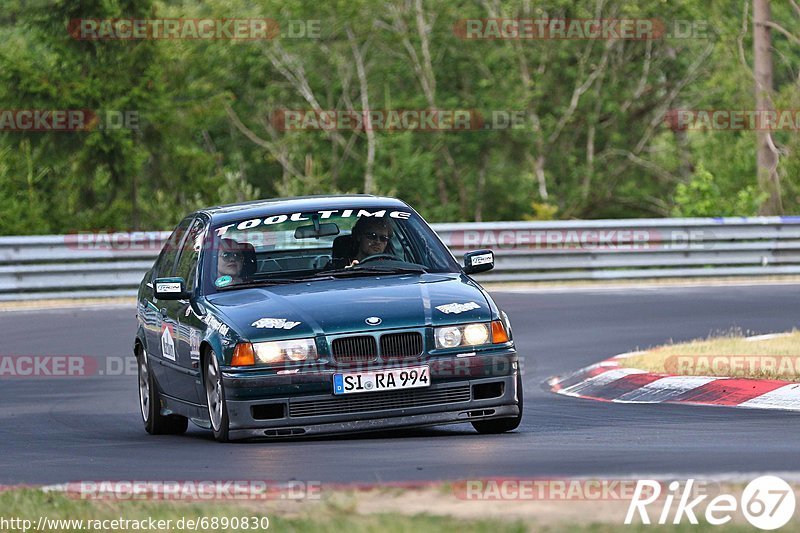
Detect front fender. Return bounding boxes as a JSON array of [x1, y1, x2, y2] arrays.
[[133, 321, 148, 360], [202, 333, 230, 364]]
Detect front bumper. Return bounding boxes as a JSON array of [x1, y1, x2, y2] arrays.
[[221, 350, 520, 439]]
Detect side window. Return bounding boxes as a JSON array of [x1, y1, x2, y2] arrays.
[[155, 218, 193, 279], [174, 218, 206, 291]]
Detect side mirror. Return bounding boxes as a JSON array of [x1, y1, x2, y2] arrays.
[[154, 277, 191, 300], [463, 249, 494, 274]]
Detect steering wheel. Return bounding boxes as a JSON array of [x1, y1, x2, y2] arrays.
[[358, 253, 402, 263]]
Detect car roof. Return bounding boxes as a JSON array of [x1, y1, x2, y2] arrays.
[[195, 195, 412, 225]]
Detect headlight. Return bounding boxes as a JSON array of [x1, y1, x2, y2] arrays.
[[464, 323, 490, 345], [434, 323, 490, 349], [253, 338, 318, 364], [436, 327, 463, 348]]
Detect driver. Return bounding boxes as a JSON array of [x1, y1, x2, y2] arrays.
[[216, 238, 247, 285], [348, 216, 394, 267]]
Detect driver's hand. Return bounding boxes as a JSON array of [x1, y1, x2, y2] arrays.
[[345, 259, 359, 269]]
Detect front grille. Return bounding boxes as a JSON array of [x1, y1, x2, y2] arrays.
[[289, 385, 471, 418], [331, 335, 377, 363], [380, 332, 423, 359]]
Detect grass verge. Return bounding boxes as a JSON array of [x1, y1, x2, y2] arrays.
[[622, 330, 800, 381], [0, 297, 135, 312], [1, 488, 518, 533]]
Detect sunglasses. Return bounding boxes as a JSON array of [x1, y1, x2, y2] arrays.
[[221, 251, 243, 261], [364, 232, 390, 243]]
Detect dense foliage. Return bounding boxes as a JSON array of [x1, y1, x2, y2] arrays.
[[0, 0, 798, 234]]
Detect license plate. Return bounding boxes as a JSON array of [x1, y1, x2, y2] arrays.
[[333, 365, 430, 395]]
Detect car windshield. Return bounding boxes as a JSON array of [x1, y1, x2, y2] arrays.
[[202, 207, 460, 292]]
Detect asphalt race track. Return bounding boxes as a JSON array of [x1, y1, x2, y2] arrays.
[[1, 284, 798, 485]]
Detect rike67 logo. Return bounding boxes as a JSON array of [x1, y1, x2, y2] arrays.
[[626, 476, 796, 530]]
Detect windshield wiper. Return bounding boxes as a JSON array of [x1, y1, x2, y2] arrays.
[[217, 275, 340, 290], [315, 264, 427, 277], [216, 278, 302, 290]]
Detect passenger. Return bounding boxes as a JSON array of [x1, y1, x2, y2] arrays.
[[216, 238, 247, 285]]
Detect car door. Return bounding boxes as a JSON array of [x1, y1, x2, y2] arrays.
[[170, 216, 208, 404], [146, 217, 193, 396]]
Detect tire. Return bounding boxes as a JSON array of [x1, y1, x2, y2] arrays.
[[137, 346, 188, 435], [471, 372, 524, 434], [204, 349, 231, 442]]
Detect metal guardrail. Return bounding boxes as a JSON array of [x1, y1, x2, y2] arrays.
[[1, 218, 799, 300]]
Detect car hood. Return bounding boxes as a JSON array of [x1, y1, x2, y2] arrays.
[[205, 273, 493, 341]]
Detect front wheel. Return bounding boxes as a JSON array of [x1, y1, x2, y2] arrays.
[[205, 350, 230, 442], [137, 347, 188, 435], [471, 372, 523, 434]]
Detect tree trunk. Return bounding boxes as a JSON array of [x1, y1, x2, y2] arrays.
[[474, 150, 489, 222], [753, 0, 783, 214], [131, 171, 139, 230], [347, 27, 375, 195]]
